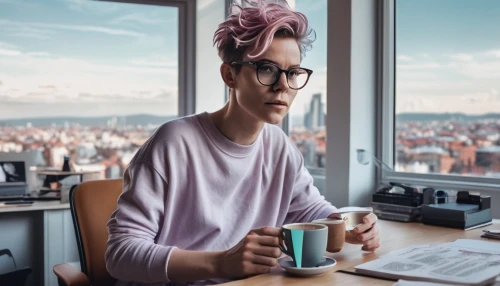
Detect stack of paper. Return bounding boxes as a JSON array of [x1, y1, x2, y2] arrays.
[[355, 239, 500, 286]]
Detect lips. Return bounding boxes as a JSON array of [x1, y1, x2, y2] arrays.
[[265, 100, 288, 107]]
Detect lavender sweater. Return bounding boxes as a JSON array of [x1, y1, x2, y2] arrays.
[[105, 112, 338, 285]]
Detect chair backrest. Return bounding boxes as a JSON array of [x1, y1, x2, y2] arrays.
[[70, 179, 122, 286]]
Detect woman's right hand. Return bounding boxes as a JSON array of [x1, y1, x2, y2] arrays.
[[217, 227, 283, 279]]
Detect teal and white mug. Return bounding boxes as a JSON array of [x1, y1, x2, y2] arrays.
[[279, 223, 328, 268]]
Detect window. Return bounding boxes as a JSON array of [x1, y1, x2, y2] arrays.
[[0, 0, 180, 179], [288, 0, 328, 172], [394, 0, 500, 179]]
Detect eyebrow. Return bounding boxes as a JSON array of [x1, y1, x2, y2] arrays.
[[258, 58, 301, 68]]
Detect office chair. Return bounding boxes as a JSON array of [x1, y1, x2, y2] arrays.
[[0, 248, 32, 286], [53, 179, 122, 286]]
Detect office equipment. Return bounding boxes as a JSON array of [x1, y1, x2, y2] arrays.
[[4, 200, 34, 205], [372, 183, 423, 207], [422, 191, 492, 229], [356, 150, 424, 222], [370, 184, 424, 222], [0, 161, 28, 197], [0, 193, 61, 202]]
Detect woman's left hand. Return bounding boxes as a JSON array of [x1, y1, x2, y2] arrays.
[[328, 213, 380, 252]]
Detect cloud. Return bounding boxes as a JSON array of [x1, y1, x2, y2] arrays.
[[449, 61, 500, 79], [396, 92, 500, 114], [2, 25, 55, 40], [128, 57, 177, 69], [110, 13, 173, 26], [57, 0, 123, 15], [26, 52, 51, 57], [485, 50, 500, 58], [10, 33, 52, 40], [0, 81, 3, 86], [449, 53, 474, 62], [395, 50, 500, 114], [0, 41, 16, 49], [418, 53, 433, 59], [0, 19, 146, 38], [0, 52, 178, 106], [39, 85, 57, 89], [397, 55, 414, 62], [397, 62, 441, 70], [0, 48, 22, 56]]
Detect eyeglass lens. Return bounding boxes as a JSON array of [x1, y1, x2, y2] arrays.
[[257, 63, 309, 89]]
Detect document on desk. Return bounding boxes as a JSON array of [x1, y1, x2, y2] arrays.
[[355, 239, 500, 286]]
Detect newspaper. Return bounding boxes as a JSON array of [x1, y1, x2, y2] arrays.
[[355, 239, 500, 286]]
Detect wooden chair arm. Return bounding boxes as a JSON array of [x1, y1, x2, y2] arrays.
[[53, 263, 91, 286]]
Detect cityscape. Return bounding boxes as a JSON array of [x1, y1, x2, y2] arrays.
[[2, 92, 499, 180], [0, 115, 174, 180], [290, 96, 500, 178]]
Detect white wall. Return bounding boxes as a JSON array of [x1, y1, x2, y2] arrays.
[[196, 0, 226, 113], [325, 0, 377, 208]]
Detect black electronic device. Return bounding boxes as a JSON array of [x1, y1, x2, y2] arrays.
[[372, 182, 423, 207], [4, 200, 34, 205], [0, 161, 28, 197], [422, 191, 492, 229]]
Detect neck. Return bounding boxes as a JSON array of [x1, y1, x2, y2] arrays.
[[209, 100, 265, 146]]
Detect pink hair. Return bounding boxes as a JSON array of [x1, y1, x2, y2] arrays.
[[213, 0, 314, 65]]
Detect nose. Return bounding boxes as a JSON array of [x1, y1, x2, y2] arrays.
[[272, 71, 289, 92]]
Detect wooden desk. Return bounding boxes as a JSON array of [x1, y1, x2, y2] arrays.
[[221, 219, 500, 285]]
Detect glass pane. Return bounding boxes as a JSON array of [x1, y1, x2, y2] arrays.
[[395, 0, 500, 177], [289, 0, 327, 171], [0, 0, 179, 182]]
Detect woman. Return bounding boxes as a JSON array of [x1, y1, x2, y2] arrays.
[[105, 0, 380, 285]]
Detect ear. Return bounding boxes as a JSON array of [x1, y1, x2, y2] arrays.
[[220, 63, 237, 89]]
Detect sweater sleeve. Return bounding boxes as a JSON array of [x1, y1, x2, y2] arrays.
[[284, 158, 339, 224], [105, 162, 175, 283]]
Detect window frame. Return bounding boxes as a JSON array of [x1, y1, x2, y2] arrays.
[[379, 0, 500, 192], [106, 0, 196, 116]]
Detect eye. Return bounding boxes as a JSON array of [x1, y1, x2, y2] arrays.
[[289, 69, 306, 76], [259, 64, 275, 73]]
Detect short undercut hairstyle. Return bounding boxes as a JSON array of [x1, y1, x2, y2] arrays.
[[213, 0, 315, 68]]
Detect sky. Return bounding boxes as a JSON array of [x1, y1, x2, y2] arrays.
[[1, 0, 499, 120], [396, 0, 500, 114], [289, 0, 327, 119], [0, 0, 178, 119]]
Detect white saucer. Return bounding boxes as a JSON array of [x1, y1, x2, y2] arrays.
[[278, 256, 337, 277]]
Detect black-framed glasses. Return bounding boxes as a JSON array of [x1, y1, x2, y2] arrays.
[[231, 61, 313, 90]]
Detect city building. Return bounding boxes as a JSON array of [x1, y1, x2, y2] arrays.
[[304, 93, 325, 129]]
